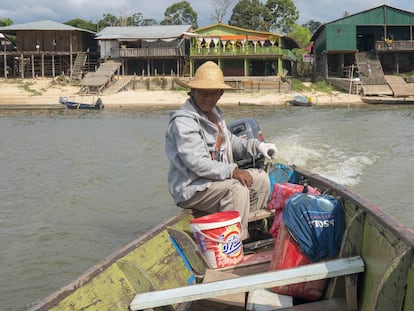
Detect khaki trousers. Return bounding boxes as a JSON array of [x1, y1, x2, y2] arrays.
[[179, 169, 270, 240]]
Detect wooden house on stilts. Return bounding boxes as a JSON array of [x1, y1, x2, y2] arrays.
[[0, 20, 98, 79]]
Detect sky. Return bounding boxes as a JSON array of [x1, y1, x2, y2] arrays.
[[0, 0, 413, 29]]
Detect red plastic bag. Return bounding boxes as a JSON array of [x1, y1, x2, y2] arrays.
[[269, 220, 326, 301], [268, 183, 320, 238]]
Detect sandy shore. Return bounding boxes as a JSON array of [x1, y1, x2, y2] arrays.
[[0, 78, 365, 108]]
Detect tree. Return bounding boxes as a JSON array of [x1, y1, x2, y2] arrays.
[[289, 24, 311, 49], [132, 13, 144, 26], [142, 19, 159, 26], [265, 0, 299, 32], [210, 0, 236, 23], [97, 13, 158, 30], [229, 0, 271, 31], [98, 13, 119, 29], [0, 18, 13, 27], [302, 20, 322, 35], [140, 18, 159, 26], [65, 18, 97, 32], [289, 24, 312, 76], [130, 14, 158, 26], [160, 1, 198, 28]]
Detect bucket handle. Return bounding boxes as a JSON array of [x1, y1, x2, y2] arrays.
[[192, 225, 243, 244]]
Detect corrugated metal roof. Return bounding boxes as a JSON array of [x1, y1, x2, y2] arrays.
[[194, 23, 275, 36], [96, 25, 192, 40], [0, 20, 96, 34], [311, 4, 414, 41]]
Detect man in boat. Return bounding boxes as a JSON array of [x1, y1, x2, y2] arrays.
[[165, 61, 277, 241]]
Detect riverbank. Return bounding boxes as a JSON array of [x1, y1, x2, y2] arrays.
[[0, 78, 365, 108]]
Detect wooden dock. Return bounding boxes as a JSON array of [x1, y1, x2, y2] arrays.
[[361, 84, 393, 96], [359, 75, 414, 98], [103, 76, 133, 94], [384, 75, 414, 97], [80, 61, 121, 94]]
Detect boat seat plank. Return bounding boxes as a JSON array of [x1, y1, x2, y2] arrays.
[[248, 209, 274, 222], [129, 256, 364, 310]]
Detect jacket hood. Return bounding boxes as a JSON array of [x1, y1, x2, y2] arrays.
[[168, 98, 222, 123], [169, 99, 199, 120]]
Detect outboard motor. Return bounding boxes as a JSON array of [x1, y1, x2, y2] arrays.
[[95, 98, 104, 110], [227, 117, 266, 169]]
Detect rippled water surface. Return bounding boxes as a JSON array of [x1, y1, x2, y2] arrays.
[[1, 105, 413, 310]]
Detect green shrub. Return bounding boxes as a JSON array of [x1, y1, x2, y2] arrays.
[[290, 78, 310, 92]]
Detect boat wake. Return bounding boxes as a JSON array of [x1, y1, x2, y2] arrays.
[[268, 133, 378, 187]]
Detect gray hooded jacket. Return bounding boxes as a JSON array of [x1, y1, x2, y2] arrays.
[[165, 98, 261, 204]]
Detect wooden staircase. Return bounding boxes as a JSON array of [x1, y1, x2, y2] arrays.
[[356, 52, 386, 85], [356, 52, 392, 96], [71, 52, 88, 81]]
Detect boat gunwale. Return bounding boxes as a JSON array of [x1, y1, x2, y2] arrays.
[[361, 96, 414, 105], [295, 167, 414, 247], [28, 210, 193, 311]]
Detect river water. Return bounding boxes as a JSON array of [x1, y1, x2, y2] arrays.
[[1, 104, 413, 311]]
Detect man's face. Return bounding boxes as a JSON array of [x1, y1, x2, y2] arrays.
[[192, 89, 224, 113]]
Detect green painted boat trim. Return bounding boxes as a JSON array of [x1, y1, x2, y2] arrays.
[[30, 210, 196, 311]]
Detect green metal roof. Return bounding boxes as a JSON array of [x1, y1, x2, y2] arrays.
[[311, 4, 414, 57], [312, 5, 414, 41]]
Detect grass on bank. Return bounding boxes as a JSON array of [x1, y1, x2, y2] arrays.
[[290, 77, 342, 93], [0, 75, 79, 96], [19, 82, 44, 96]]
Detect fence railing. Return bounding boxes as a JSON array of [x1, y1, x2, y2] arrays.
[[190, 46, 283, 56], [376, 40, 414, 51], [190, 46, 296, 61], [120, 48, 184, 58]]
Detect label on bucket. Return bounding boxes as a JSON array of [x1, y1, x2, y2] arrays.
[[190, 211, 244, 269]]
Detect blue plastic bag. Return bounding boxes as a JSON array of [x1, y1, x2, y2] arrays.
[[283, 193, 344, 262], [269, 163, 298, 192]]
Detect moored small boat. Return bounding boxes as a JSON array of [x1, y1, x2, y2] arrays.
[[59, 96, 104, 110], [361, 96, 414, 105], [286, 93, 313, 106]]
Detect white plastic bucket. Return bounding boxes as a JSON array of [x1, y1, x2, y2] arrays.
[[190, 211, 243, 269]]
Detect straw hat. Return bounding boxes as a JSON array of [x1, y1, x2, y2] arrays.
[[175, 61, 234, 90]]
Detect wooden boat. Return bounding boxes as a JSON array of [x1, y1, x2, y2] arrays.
[[361, 96, 414, 105], [59, 96, 104, 110], [286, 93, 313, 106], [28, 165, 414, 311]]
